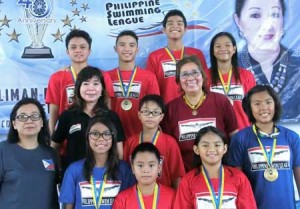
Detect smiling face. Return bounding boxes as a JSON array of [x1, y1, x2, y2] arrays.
[[250, 90, 275, 125], [163, 15, 187, 40], [114, 35, 138, 63], [132, 151, 161, 186], [12, 104, 43, 139], [67, 37, 91, 63], [193, 132, 227, 167], [79, 75, 102, 105], [213, 35, 237, 63], [179, 62, 203, 95], [235, 0, 284, 52], [88, 122, 113, 155]]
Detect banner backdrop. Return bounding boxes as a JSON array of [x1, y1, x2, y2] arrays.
[[0, 0, 299, 140]]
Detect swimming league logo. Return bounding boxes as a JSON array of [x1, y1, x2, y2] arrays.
[[105, 0, 209, 37]]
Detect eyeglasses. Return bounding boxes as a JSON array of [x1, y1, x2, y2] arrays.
[[140, 110, 162, 117], [179, 70, 201, 79], [88, 131, 113, 141], [14, 113, 41, 122]]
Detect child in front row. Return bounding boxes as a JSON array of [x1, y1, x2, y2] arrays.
[[124, 94, 185, 188], [113, 143, 175, 209], [59, 116, 135, 209], [174, 126, 257, 209]]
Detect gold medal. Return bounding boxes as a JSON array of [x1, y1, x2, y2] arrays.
[[192, 110, 197, 116], [264, 167, 278, 182], [121, 99, 132, 111]]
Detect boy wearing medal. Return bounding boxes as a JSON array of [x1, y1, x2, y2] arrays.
[[46, 30, 114, 134], [146, 9, 208, 104], [228, 85, 300, 209], [123, 94, 185, 188], [174, 126, 256, 209], [108, 30, 160, 139], [113, 143, 175, 209]]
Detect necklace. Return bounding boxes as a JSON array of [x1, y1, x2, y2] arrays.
[[183, 93, 206, 116], [240, 49, 287, 93]]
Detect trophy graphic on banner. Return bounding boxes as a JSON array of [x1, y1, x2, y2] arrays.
[[19, 0, 54, 58]]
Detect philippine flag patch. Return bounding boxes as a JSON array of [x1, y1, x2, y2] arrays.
[[42, 159, 55, 171]]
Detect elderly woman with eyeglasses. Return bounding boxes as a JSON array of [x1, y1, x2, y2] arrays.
[[163, 55, 238, 172], [0, 98, 59, 209]]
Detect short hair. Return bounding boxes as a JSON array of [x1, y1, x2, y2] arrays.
[[193, 126, 227, 168], [209, 32, 240, 85], [162, 9, 187, 28], [175, 55, 207, 93], [84, 116, 119, 181], [65, 29, 92, 49], [73, 66, 108, 111], [138, 94, 165, 114], [7, 98, 49, 145], [116, 30, 138, 45], [131, 142, 161, 164], [242, 85, 282, 123], [235, 0, 285, 18]]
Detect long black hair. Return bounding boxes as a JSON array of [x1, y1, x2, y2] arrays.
[[7, 98, 50, 146], [83, 116, 119, 181], [209, 32, 240, 85]]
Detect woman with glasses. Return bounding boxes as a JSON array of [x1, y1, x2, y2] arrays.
[[163, 55, 238, 172], [51, 66, 125, 175], [59, 116, 135, 209], [0, 98, 59, 209]]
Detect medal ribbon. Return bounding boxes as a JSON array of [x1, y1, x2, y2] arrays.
[[164, 47, 185, 63], [252, 125, 277, 167], [91, 173, 107, 209], [183, 93, 206, 110], [139, 130, 160, 145], [70, 66, 77, 82], [117, 66, 137, 98], [202, 165, 224, 209], [136, 184, 159, 209], [218, 68, 232, 95]]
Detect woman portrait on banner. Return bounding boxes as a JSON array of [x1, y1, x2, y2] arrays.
[[0, 98, 59, 209], [234, 0, 300, 122]]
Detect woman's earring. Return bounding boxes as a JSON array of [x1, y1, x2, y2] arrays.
[[239, 31, 244, 37]]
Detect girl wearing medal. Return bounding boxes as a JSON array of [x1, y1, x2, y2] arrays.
[[228, 85, 300, 209], [163, 55, 238, 172], [113, 142, 175, 209], [207, 32, 256, 130], [174, 126, 257, 209], [59, 116, 135, 209]]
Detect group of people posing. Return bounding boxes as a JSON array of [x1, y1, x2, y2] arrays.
[[0, 3, 299, 209]]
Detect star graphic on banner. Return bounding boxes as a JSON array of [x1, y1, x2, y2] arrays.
[[70, 0, 77, 6], [7, 29, 21, 42], [80, 16, 87, 22], [51, 29, 65, 42], [81, 3, 90, 11], [72, 8, 80, 16], [0, 0, 3, 4], [70, 25, 80, 31], [0, 27, 3, 35], [0, 15, 12, 28], [61, 15, 73, 27]]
